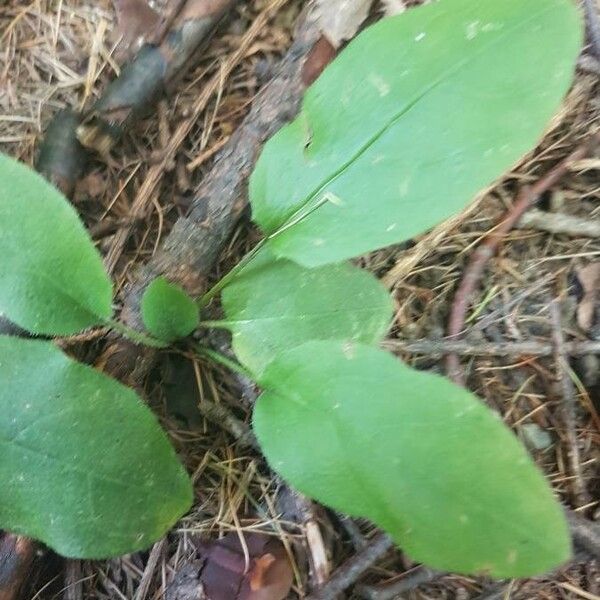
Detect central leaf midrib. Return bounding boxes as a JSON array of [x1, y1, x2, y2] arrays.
[[227, 304, 388, 325], [275, 3, 552, 230]]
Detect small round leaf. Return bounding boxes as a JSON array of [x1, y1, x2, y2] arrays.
[[141, 277, 199, 342]]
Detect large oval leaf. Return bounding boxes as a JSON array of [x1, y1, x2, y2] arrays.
[[254, 341, 570, 577], [250, 0, 582, 267], [221, 252, 393, 375], [0, 335, 193, 558], [0, 154, 112, 335]]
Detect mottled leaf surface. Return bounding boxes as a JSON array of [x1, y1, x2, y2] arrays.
[[0, 336, 193, 558], [142, 276, 199, 342], [0, 154, 112, 334], [250, 0, 581, 267], [254, 341, 570, 577], [222, 252, 392, 375]]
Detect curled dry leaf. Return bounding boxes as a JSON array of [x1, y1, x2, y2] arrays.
[[197, 532, 293, 600], [575, 262, 600, 335], [315, 0, 374, 47]]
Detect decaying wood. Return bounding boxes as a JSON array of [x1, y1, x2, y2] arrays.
[[36, 109, 87, 198], [0, 535, 35, 600], [78, 0, 238, 155], [37, 0, 237, 195], [301, 36, 337, 87], [118, 6, 323, 330], [380, 0, 407, 15], [575, 262, 600, 334]]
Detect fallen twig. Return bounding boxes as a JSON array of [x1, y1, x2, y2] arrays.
[[196, 400, 258, 450], [305, 533, 395, 600], [518, 208, 600, 238], [36, 0, 237, 196], [63, 560, 83, 600], [101, 3, 324, 387], [357, 565, 443, 600], [472, 581, 513, 600], [132, 538, 166, 600], [445, 137, 597, 385], [550, 299, 590, 506], [385, 337, 600, 357]]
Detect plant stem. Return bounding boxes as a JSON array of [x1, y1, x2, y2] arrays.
[[198, 238, 269, 306], [199, 193, 336, 306], [106, 319, 167, 348], [195, 346, 254, 379]]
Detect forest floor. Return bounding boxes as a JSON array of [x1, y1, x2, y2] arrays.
[[1, 0, 600, 598]]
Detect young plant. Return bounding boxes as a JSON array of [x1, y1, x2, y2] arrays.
[[0, 0, 582, 578]]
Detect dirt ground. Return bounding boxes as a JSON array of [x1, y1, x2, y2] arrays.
[[1, 0, 599, 598]]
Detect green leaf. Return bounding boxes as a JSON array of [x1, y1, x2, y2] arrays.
[[250, 0, 582, 267], [221, 251, 393, 375], [0, 153, 113, 335], [254, 341, 570, 577], [141, 277, 199, 342], [0, 335, 193, 558]]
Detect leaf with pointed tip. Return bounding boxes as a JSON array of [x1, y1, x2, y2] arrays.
[[142, 277, 199, 342], [0, 335, 193, 558], [250, 0, 582, 267], [222, 252, 393, 375], [0, 154, 113, 335], [254, 341, 571, 577]]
